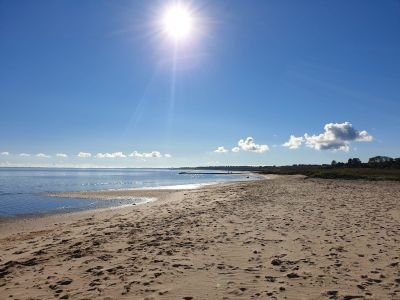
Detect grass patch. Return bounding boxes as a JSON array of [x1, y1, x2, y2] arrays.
[[309, 168, 400, 181]]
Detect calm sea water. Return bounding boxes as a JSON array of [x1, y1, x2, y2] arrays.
[[0, 168, 254, 217]]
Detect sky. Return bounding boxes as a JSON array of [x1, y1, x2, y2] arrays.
[[0, 0, 399, 168]]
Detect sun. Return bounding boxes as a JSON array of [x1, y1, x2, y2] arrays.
[[162, 4, 193, 41]]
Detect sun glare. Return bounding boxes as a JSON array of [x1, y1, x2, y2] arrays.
[[162, 4, 193, 41]]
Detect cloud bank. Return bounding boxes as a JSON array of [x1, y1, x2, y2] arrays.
[[128, 151, 163, 158], [283, 122, 373, 152], [95, 152, 126, 159], [1, 150, 170, 164]]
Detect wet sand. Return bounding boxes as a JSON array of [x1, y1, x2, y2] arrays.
[[0, 175, 399, 299]]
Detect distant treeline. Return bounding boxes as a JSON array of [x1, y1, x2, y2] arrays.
[[179, 156, 400, 181], [333, 156, 400, 168]]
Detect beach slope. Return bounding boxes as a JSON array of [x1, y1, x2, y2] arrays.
[[0, 176, 399, 299]]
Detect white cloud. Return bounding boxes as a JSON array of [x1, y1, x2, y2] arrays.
[[304, 122, 373, 151], [36, 153, 50, 158], [144, 151, 162, 158], [56, 153, 68, 158], [95, 153, 106, 158], [284, 122, 373, 152], [214, 146, 228, 153], [164, 153, 172, 158], [129, 151, 143, 158], [19, 153, 31, 157], [111, 152, 126, 158], [95, 152, 127, 159], [129, 151, 162, 158], [237, 137, 269, 153], [231, 147, 240, 153], [282, 135, 304, 149], [78, 152, 92, 158], [357, 130, 373, 142], [0, 152, 10, 156]]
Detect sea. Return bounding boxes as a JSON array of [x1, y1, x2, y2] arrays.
[[0, 168, 255, 218]]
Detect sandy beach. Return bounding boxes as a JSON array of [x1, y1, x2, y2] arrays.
[[0, 176, 399, 300]]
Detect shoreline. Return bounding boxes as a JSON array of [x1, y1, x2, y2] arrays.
[[0, 172, 262, 222], [48, 173, 264, 201], [1, 176, 399, 299], [0, 178, 252, 238], [0, 186, 187, 239]]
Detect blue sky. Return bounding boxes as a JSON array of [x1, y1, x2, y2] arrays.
[[0, 0, 399, 167]]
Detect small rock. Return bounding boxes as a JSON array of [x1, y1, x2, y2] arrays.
[[57, 278, 73, 285], [265, 276, 276, 282], [287, 272, 300, 279], [271, 259, 283, 266], [326, 291, 338, 296], [357, 284, 365, 290], [343, 296, 364, 300]]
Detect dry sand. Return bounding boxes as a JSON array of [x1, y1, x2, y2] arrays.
[[0, 176, 399, 300]]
